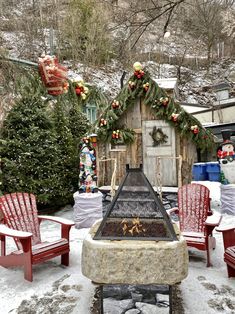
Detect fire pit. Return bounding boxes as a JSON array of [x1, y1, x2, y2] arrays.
[[82, 166, 188, 285], [94, 165, 178, 241], [101, 217, 169, 238]]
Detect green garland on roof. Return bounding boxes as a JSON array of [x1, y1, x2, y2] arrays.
[[64, 79, 109, 112], [97, 62, 215, 150]]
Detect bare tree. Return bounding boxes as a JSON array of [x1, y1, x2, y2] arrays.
[[108, 0, 186, 51], [183, 0, 227, 71], [59, 0, 112, 66], [0, 0, 234, 67]]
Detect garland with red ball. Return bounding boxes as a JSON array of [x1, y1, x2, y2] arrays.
[[97, 62, 215, 150]]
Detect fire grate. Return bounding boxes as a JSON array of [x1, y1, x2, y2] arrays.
[[94, 165, 178, 241]]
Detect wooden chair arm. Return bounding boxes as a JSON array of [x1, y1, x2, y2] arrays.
[[38, 215, 75, 226], [216, 225, 235, 250], [0, 224, 32, 239], [205, 213, 222, 227], [166, 207, 179, 216], [216, 226, 235, 233], [38, 215, 74, 240]]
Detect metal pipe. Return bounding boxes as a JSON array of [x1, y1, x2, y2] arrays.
[[120, 71, 127, 88], [0, 56, 38, 68]]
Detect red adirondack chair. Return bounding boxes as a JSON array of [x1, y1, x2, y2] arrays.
[[167, 183, 222, 267], [0, 193, 75, 281], [216, 226, 235, 277]]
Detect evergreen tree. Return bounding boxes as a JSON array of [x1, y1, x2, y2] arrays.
[[68, 102, 90, 146], [1, 71, 92, 209], [1, 91, 67, 207], [52, 99, 78, 199]]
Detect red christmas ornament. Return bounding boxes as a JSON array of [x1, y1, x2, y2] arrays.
[[191, 125, 199, 134], [160, 97, 169, 106], [171, 113, 179, 122], [100, 118, 107, 127], [112, 100, 120, 109], [134, 70, 145, 79], [75, 87, 82, 95], [112, 130, 120, 139]]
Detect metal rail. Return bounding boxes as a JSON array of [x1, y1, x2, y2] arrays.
[[0, 56, 38, 68]]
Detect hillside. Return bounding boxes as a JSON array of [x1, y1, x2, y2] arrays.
[[0, 0, 235, 108]]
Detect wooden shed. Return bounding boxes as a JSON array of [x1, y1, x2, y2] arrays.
[[96, 63, 214, 189]]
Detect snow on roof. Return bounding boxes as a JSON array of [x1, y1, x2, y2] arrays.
[[182, 105, 210, 114], [153, 78, 178, 90], [181, 102, 210, 114]]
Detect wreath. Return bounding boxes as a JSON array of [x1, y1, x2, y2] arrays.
[[149, 127, 168, 147]]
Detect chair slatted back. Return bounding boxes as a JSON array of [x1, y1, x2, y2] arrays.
[[0, 193, 41, 249], [178, 183, 210, 234]]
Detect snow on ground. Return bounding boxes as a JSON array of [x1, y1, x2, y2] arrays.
[[0, 210, 95, 314], [0, 181, 234, 314]]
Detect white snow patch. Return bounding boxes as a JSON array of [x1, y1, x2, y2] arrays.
[[0, 182, 234, 313]]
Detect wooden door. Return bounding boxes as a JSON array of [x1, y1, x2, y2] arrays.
[[142, 120, 177, 187]]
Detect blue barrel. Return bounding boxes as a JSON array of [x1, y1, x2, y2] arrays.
[[206, 162, 221, 182], [192, 163, 208, 181]]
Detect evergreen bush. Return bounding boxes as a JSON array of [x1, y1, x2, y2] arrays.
[[1, 74, 91, 209]]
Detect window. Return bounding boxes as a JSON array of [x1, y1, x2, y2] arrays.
[[83, 104, 97, 124]]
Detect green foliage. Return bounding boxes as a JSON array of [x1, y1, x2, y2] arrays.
[[1, 96, 65, 206], [84, 85, 109, 113], [52, 100, 79, 200], [97, 67, 215, 151], [1, 73, 92, 209], [68, 102, 90, 145]]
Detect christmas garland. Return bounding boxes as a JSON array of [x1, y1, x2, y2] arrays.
[[96, 62, 215, 150]]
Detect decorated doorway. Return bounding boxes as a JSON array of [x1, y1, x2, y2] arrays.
[[142, 120, 177, 187]]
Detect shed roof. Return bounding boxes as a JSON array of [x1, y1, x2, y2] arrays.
[[212, 82, 231, 91]]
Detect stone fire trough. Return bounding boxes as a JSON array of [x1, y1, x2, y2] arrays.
[[82, 221, 188, 285], [82, 166, 189, 287]]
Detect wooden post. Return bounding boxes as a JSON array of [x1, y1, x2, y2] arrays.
[[98, 158, 117, 198], [155, 155, 182, 199]]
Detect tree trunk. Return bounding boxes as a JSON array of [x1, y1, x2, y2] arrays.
[[207, 43, 212, 73]]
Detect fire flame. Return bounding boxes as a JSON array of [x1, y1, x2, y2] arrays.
[[121, 217, 146, 236]]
